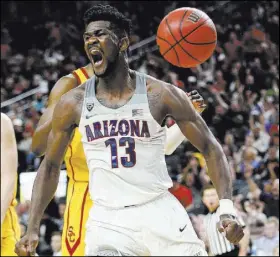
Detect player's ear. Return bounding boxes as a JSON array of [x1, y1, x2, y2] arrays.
[[119, 37, 129, 52]]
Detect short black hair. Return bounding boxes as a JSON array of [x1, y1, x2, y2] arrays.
[[83, 4, 132, 37]]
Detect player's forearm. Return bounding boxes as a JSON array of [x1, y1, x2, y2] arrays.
[[32, 121, 52, 157], [1, 174, 15, 225], [27, 158, 60, 234], [164, 124, 186, 155], [204, 142, 232, 200]]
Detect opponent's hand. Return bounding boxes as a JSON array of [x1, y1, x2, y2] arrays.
[[15, 233, 39, 256], [187, 90, 207, 114], [217, 214, 244, 244]]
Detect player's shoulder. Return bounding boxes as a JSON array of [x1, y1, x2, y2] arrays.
[[141, 72, 184, 109], [1, 112, 11, 123], [52, 85, 85, 127], [54, 63, 92, 91], [1, 113, 14, 137], [53, 73, 78, 91], [46, 73, 78, 105], [144, 73, 170, 90], [55, 78, 88, 117], [47, 66, 90, 105], [1, 113, 13, 128], [143, 72, 181, 97], [59, 83, 85, 107], [49, 64, 90, 97]]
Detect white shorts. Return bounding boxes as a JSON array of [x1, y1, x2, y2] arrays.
[[85, 192, 207, 256]]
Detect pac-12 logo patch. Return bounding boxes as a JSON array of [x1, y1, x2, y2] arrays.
[[132, 109, 143, 116], [86, 102, 94, 111]]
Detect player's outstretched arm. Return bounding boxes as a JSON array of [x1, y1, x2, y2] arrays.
[[163, 84, 231, 200], [1, 113, 17, 225], [15, 93, 78, 256], [164, 90, 206, 155], [162, 84, 244, 243], [31, 75, 77, 157]]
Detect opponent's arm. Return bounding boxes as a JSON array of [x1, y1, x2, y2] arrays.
[[164, 90, 206, 155], [15, 93, 78, 256], [31, 76, 77, 156], [1, 113, 17, 225]]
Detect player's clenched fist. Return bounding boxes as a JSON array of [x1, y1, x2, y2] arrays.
[[217, 215, 244, 244], [188, 90, 207, 114], [15, 233, 39, 256]]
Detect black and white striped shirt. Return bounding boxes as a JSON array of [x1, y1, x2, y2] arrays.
[[204, 208, 245, 256]]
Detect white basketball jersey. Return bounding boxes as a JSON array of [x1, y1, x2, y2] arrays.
[[79, 71, 172, 208]]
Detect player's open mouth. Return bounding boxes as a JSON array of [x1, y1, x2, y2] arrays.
[[90, 49, 104, 67]]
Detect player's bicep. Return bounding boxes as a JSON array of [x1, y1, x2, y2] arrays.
[[177, 117, 218, 155], [44, 129, 74, 167]]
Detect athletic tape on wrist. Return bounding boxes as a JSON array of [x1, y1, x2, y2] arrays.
[[219, 199, 237, 217]]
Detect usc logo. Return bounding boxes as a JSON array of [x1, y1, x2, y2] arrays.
[[67, 226, 76, 243]]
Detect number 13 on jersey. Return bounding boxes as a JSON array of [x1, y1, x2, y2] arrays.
[[105, 137, 136, 168]]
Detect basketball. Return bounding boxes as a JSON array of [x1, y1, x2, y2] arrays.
[[156, 7, 217, 68]]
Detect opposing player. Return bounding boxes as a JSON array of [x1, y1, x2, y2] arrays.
[[15, 5, 244, 256], [1, 113, 21, 256], [29, 20, 206, 257]]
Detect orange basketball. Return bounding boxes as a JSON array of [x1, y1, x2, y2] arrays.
[[156, 7, 217, 68]]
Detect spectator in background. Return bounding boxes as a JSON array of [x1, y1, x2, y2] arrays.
[[51, 231, 62, 256], [195, 185, 250, 256], [249, 116, 271, 156], [169, 174, 193, 209], [55, 197, 66, 231], [273, 245, 279, 256], [252, 217, 279, 256], [224, 31, 242, 64], [240, 198, 267, 238], [246, 169, 279, 218], [20, 222, 27, 238]]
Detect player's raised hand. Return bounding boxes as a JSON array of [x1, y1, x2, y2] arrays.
[[217, 214, 244, 244], [15, 233, 39, 256], [187, 90, 207, 114]]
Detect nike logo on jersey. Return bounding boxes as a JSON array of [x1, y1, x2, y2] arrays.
[[179, 224, 187, 232], [86, 114, 96, 119]]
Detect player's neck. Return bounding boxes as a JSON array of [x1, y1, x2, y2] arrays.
[[97, 58, 133, 96]]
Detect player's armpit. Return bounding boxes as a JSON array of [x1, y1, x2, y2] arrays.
[[162, 84, 232, 200], [32, 75, 77, 157], [27, 94, 77, 235]]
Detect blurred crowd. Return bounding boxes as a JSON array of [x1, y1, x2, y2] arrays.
[[1, 1, 279, 256]]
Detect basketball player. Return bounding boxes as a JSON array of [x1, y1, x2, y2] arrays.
[[1, 113, 21, 256], [15, 5, 244, 256], [29, 21, 206, 257]]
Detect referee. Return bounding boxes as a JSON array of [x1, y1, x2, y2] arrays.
[[199, 185, 250, 256]]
